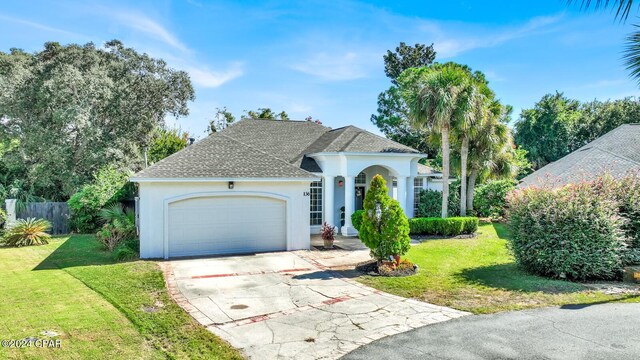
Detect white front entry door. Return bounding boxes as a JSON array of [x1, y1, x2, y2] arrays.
[[167, 196, 286, 257]]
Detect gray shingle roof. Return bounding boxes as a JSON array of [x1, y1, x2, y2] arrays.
[[519, 124, 640, 188], [133, 119, 421, 180], [417, 163, 441, 176]]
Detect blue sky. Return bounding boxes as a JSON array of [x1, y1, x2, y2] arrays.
[[1, 0, 638, 138]]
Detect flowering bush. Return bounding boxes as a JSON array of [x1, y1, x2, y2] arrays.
[[507, 174, 640, 281], [320, 222, 336, 241]]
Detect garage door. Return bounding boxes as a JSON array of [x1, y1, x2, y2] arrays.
[[168, 196, 286, 257]]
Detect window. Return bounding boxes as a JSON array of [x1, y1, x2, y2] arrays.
[[414, 177, 423, 216], [310, 181, 323, 226], [355, 172, 366, 185]]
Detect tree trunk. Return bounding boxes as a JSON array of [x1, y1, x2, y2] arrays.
[[467, 168, 479, 213], [459, 136, 469, 216], [441, 124, 450, 218]]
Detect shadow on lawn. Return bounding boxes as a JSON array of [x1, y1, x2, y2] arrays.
[[456, 263, 586, 294], [34, 235, 121, 270]]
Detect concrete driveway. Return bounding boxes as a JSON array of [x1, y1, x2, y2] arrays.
[[343, 303, 640, 360], [162, 251, 467, 360]]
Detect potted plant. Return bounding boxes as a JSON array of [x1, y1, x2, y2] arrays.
[[320, 222, 336, 249]]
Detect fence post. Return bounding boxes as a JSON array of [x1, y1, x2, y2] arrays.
[[5, 199, 16, 226]]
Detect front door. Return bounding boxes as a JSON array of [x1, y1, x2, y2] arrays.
[[355, 186, 365, 211]]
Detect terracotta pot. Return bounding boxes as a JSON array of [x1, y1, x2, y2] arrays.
[[393, 255, 401, 266], [323, 239, 334, 249]]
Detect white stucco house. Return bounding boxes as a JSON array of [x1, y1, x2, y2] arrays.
[[131, 119, 445, 259]]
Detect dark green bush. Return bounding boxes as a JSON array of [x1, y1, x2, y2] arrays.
[[113, 244, 138, 261], [351, 210, 365, 231], [415, 180, 460, 217], [68, 166, 134, 233], [507, 174, 640, 281], [408, 217, 478, 236], [359, 175, 410, 261], [473, 179, 516, 218]]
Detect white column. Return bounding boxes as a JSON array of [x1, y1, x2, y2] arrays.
[[396, 175, 408, 217], [5, 199, 16, 226], [406, 176, 415, 218], [341, 175, 356, 236], [324, 176, 335, 227]]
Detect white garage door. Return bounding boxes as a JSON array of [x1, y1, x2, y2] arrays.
[[168, 196, 286, 257]]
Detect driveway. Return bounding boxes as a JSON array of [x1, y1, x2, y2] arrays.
[[162, 251, 468, 359], [343, 303, 640, 360]]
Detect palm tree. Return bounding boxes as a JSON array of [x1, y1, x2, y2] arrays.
[[400, 64, 475, 217], [465, 115, 516, 212]]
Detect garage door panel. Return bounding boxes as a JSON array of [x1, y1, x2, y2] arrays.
[[168, 196, 286, 257]]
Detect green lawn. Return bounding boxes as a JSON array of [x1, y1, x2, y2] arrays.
[[359, 223, 640, 314], [0, 235, 242, 360]]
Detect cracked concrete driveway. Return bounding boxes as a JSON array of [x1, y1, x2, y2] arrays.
[[163, 251, 468, 359]]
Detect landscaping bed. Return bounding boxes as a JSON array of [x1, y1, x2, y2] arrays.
[[355, 259, 418, 277]]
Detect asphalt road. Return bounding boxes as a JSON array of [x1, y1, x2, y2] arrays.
[[342, 303, 640, 360]]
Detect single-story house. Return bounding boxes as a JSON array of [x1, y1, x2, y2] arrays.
[[519, 123, 640, 188], [131, 119, 444, 259]]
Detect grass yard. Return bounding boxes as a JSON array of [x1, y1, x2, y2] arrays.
[[0, 235, 242, 360], [359, 223, 640, 314]]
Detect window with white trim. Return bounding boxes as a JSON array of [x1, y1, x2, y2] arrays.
[[310, 181, 323, 226], [414, 177, 423, 216]]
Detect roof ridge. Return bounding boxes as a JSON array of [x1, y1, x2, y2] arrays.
[[238, 118, 328, 127], [134, 133, 217, 175], [218, 133, 316, 177], [591, 146, 640, 166]]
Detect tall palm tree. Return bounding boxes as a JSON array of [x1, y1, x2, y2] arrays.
[[400, 65, 475, 218], [465, 115, 515, 212]]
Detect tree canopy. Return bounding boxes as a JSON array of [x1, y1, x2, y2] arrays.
[[514, 93, 640, 168], [371, 42, 438, 157], [0, 40, 195, 200]]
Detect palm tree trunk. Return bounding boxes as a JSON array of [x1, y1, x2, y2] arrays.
[[441, 124, 450, 218], [467, 168, 479, 213], [459, 136, 469, 216]]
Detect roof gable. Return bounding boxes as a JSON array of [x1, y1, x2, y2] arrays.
[[133, 119, 422, 180]]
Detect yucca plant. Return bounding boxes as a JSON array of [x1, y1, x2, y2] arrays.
[[3, 218, 52, 247]]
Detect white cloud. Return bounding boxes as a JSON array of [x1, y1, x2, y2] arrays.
[[0, 14, 84, 38], [422, 14, 564, 58], [183, 62, 244, 88], [109, 12, 188, 52], [289, 51, 377, 81]]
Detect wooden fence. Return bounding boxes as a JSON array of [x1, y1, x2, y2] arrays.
[[17, 202, 70, 235]]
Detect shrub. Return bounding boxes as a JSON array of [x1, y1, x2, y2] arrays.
[[68, 166, 134, 233], [415, 180, 461, 217], [408, 217, 478, 236], [0, 208, 6, 230], [473, 179, 517, 218], [96, 204, 136, 251], [113, 244, 139, 261], [507, 174, 640, 281], [359, 175, 410, 261], [2, 218, 51, 247], [351, 210, 365, 231]]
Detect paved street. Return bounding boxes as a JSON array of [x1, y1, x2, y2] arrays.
[[343, 303, 640, 360]]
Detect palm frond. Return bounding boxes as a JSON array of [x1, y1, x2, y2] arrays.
[[568, 0, 635, 21], [624, 25, 640, 83]]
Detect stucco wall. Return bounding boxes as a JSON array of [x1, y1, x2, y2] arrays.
[[137, 181, 311, 258]]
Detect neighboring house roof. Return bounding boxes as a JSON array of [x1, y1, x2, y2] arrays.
[[133, 119, 421, 180], [518, 124, 640, 188], [416, 163, 441, 177]]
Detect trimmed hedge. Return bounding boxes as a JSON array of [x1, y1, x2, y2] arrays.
[[409, 217, 479, 236], [351, 210, 364, 231]]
